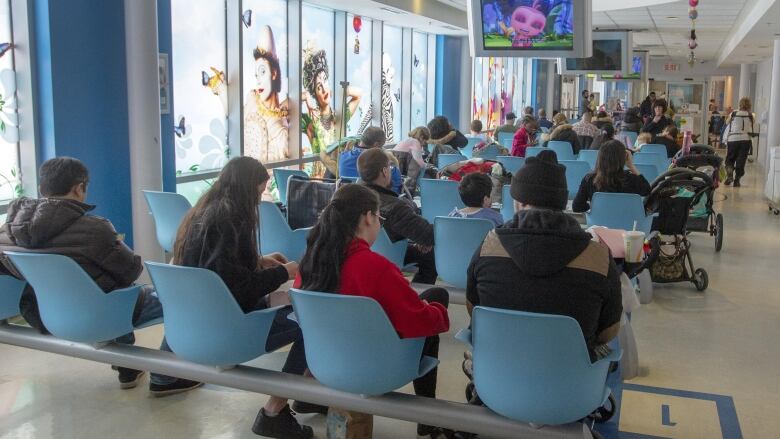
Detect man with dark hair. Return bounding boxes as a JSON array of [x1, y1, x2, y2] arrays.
[[338, 126, 402, 192], [0, 157, 197, 396], [449, 173, 504, 227], [494, 112, 519, 135], [581, 90, 591, 116], [358, 148, 437, 284], [466, 152, 622, 362]]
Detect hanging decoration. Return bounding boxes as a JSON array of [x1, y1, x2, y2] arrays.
[[687, 0, 699, 67], [353, 15, 362, 54]]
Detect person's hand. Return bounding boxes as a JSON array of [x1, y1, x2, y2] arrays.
[[283, 261, 299, 280], [625, 150, 639, 174], [264, 252, 289, 266]]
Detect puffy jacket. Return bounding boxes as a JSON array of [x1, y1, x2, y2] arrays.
[[361, 183, 434, 246], [0, 197, 142, 331], [544, 124, 583, 154], [467, 209, 622, 360]]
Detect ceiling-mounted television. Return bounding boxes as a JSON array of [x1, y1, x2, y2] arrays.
[[467, 0, 593, 58], [600, 50, 648, 81], [561, 31, 633, 75]]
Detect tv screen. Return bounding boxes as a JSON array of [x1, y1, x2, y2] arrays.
[[566, 39, 623, 71], [601, 51, 647, 81], [467, 0, 592, 58]]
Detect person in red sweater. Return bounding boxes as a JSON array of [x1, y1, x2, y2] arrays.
[[295, 183, 450, 439], [511, 117, 539, 157]]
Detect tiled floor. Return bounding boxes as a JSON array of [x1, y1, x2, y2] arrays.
[[1, 163, 778, 438]]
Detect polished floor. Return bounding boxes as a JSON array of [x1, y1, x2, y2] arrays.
[[1, 163, 779, 439]]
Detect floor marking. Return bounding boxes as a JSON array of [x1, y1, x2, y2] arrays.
[[661, 404, 676, 427]]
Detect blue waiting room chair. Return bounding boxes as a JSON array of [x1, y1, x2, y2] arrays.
[[0, 275, 26, 320], [371, 228, 408, 270], [419, 179, 464, 223], [5, 252, 160, 344], [638, 144, 668, 157], [525, 146, 545, 158], [635, 163, 661, 184], [143, 190, 192, 253], [620, 131, 639, 147], [146, 262, 282, 368], [456, 307, 620, 425], [434, 217, 493, 289], [548, 141, 576, 161], [473, 143, 502, 161], [586, 192, 653, 235], [289, 289, 438, 396], [578, 150, 598, 170], [633, 152, 670, 174], [496, 156, 525, 176], [496, 132, 514, 150], [559, 160, 591, 200], [259, 201, 310, 262], [501, 184, 515, 222], [438, 153, 467, 170], [273, 168, 308, 206]]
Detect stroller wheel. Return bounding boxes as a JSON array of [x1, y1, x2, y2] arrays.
[[693, 268, 709, 291], [715, 214, 724, 252]]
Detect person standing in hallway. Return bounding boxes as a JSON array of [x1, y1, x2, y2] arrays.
[[722, 97, 757, 187]]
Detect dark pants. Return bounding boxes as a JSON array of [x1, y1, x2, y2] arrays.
[[404, 245, 438, 284], [413, 288, 449, 399], [726, 140, 752, 179]]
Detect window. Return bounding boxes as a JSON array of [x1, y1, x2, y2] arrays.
[[346, 14, 372, 137], [382, 24, 403, 143], [242, 0, 290, 164], [0, 0, 20, 202], [410, 31, 428, 130], [171, 0, 228, 176]]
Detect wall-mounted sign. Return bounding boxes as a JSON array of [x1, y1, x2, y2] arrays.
[[664, 63, 680, 72]]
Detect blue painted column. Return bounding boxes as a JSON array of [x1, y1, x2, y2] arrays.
[[435, 35, 463, 124], [157, 0, 176, 193], [32, 0, 134, 246]]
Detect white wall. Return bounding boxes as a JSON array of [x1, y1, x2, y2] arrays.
[[648, 58, 741, 82], [755, 56, 774, 170]]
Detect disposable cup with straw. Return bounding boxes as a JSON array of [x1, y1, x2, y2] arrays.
[[623, 221, 645, 263]]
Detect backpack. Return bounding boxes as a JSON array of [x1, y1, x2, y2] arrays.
[[437, 159, 510, 204]]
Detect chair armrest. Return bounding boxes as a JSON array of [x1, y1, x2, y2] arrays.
[[454, 328, 472, 346]]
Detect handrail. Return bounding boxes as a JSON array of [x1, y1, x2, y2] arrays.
[[0, 324, 588, 439]]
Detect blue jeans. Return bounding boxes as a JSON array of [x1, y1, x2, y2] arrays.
[[114, 285, 164, 345]]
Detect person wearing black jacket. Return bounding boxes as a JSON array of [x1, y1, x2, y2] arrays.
[[428, 115, 469, 150], [641, 99, 674, 137], [639, 92, 656, 120], [573, 140, 651, 213], [358, 148, 438, 284], [543, 123, 583, 154], [651, 124, 681, 158], [173, 157, 314, 439], [621, 107, 643, 133]]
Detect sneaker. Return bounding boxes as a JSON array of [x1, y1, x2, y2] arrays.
[[251, 405, 313, 439], [291, 400, 328, 415], [117, 367, 145, 389], [149, 379, 203, 397]]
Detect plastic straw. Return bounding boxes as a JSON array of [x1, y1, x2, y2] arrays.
[[632, 220, 637, 232]]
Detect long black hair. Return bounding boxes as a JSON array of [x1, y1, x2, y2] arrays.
[[174, 157, 269, 266], [298, 184, 380, 292], [594, 140, 627, 192]]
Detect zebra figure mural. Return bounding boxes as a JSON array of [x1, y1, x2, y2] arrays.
[[381, 53, 395, 143]]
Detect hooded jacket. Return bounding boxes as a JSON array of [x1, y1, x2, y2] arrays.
[[466, 209, 622, 360], [361, 182, 434, 246], [544, 124, 583, 154], [0, 197, 142, 331]]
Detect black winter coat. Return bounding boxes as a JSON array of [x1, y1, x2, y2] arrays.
[[641, 116, 674, 137], [572, 171, 651, 213], [362, 183, 434, 246]]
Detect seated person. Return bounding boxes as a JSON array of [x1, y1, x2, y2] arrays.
[[591, 123, 616, 150], [651, 124, 681, 158], [339, 126, 403, 193], [641, 99, 674, 137], [467, 153, 623, 362], [393, 126, 430, 184], [494, 112, 519, 135], [467, 119, 487, 141], [635, 132, 653, 150], [537, 108, 553, 130], [449, 173, 504, 227], [358, 148, 437, 284], [572, 140, 651, 213], [620, 107, 643, 133], [0, 157, 173, 391], [295, 184, 450, 439], [572, 110, 600, 140], [173, 156, 314, 439], [593, 110, 613, 130], [511, 117, 539, 157], [543, 123, 582, 154], [428, 115, 469, 152]]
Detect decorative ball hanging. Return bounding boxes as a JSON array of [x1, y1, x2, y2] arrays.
[[353, 15, 363, 33], [688, 39, 698, 49], [689, 0, 698, 6]]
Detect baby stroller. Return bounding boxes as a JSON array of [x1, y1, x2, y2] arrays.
[[644, 168, 713, 291], [673, 144, 725, 252]]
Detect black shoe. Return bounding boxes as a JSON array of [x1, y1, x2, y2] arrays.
[[149, 379, 203, 397], [725, 177, 733, 186], [734, 179, 741, 187], [117, 367, 145, 389], [252, 405, 313, 439], [291, 400, 328, 415], [417, 425, 452, 438]]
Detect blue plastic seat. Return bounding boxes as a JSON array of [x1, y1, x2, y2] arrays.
[[142, 190, 192, 253], [633, 152, 670, 174], [639, 144, 667, 157], [578, 150, 598, 170], [419, 179, 464, 223], [289, 288, 438, 396], [145, 262, 282, 368], [438, 153, 466, 169], [500, 185, 515, 222], [434, 217, 494, 288], [273, 168, 308, 205], [462, 137, 481, 159], [496, 156, 525, 175], [496, 132, 514, 150], [635, 163, 661, 184], [4, 252, 158, 343], [456, 307, 620, 425], [586, 192, 653, 234], [559, 160, 591, 200], [474, 143, 502, 161], [525, 146, 545, 158], [258, 201, 310, 262], [370, 228, 408, 269], [620, 131, 638, 147], [548, 141, 576, 161], [0, 275, 26, 320]]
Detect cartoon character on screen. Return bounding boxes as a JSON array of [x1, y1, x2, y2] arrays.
[[244, 26, 290, 163], [499, 0, 548, 48], [482, 2, 503, 34]]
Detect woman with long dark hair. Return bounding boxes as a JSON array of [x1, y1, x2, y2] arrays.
[[171, 156, 314, 439], [295, 184, 451, 439], [572, 140, 651, 213]]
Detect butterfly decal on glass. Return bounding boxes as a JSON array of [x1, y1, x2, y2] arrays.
[[174, 117, 186, 138], [394, 89, 400, 102], [241, 10, 252, 28], [201, 67, 226, 95], [413, 55, 420, 69], [0, 42, 12, 59]]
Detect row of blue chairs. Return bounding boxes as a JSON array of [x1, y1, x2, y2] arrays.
[[0, 253, 618, 427]]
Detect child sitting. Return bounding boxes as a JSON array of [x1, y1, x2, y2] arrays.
[[449, 173, 504, 227]]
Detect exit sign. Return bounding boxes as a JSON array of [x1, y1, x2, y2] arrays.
[[664, 63, 680, 72]]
